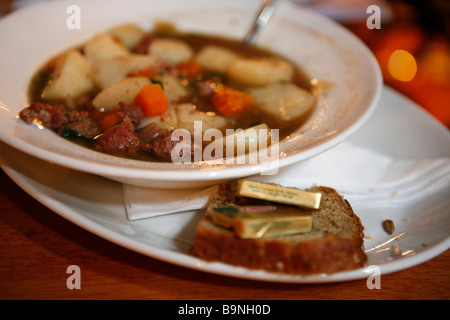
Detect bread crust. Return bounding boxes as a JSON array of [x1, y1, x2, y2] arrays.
[[190, 182, 367, 275]]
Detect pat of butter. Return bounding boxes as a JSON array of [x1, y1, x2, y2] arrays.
[[211, 205, 312, 239], [237, 180, 321, 209]]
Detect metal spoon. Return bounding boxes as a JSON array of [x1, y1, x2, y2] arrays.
[[244, 0, 280, 45]]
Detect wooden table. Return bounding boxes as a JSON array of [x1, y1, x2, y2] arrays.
[[0, 168, 448, 300]]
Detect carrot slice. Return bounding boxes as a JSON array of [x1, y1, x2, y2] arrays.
[[136, 67, 158, 78], [100, 110, 122, 131], [177, 60, 203, 78], [133, 83, 167, 117], [211, 86, 253, 116]]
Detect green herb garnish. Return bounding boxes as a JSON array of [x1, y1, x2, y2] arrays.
[[150, 78, 164, 89], [62, 127, 94, 143]]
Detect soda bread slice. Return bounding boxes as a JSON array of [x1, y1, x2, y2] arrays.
[[190, 182, 367, 275]]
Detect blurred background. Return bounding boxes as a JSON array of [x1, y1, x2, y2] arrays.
[[1, 0, 449, 128]]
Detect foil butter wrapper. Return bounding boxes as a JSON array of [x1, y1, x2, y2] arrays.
[[211, 205, 313, 239], [237, 180, 322, 209]]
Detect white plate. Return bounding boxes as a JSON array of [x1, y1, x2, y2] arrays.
[[1, 86, 449, 283], [0, 0, 382, 188]]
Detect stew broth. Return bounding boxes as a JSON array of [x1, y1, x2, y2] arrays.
[[22, 25, 316, 162]]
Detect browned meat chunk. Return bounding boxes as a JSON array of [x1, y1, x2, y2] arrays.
[[117, 101, 144, 127], [142, 130, 196, 162], [19, 102, 66, 131], [136, 122, 163, 144], [64, 110, 100, 138], [133, 34, 154, 54], [19, 102, 100, 138], [95, 116, 140, 155]]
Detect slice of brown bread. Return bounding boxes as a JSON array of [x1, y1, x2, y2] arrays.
[[190, 181, 367, 275]]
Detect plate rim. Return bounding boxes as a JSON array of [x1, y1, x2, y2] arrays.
[[1, 85, 449, 284]]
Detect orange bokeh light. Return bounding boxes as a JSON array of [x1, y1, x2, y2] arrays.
[[388, 49, 417, 82]]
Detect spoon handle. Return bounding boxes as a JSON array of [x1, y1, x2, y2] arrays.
[[244, 0, 280, 45]]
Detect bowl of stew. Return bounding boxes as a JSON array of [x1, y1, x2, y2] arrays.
[[0, 0, 382, 188]]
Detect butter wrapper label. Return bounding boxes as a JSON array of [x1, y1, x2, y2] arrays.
[[211, 205, 312, 239], [237, 180, 322, 209]]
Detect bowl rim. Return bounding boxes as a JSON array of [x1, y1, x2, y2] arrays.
[[0, 0, 383, 184]]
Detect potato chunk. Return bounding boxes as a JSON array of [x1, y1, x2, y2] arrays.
[[91, 54, 161, 89], [148, 38, 193, 65], [227, 58, 294, 86], [83, 33, 129, 62], [41, 50, 95, 103], [139, 103, 231, 136], [108, 24, 145, 50], [159, 73, 189, 103], [195, 45, 240, 74], [175, 103, 230, 136], [138, 104, 178, 131], [249, 83, 315, 121], [92, 77, 151, 111], [208, 123, 271, 154]]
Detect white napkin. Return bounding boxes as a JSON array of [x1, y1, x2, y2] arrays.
[[123, 141, 450, 220], [123, 185, 218, 220]]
